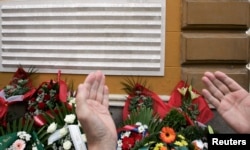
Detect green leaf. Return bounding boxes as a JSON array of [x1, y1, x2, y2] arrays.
[[13, 119, 17, 132], [7, 122, 11, 133], [208, 125, 214, 134], [55, 105, 64, 123], [0, 126, 5, 135], [23, 119, 30, 131], [18, 118, 23, 131], [27, 119, 34, 133]]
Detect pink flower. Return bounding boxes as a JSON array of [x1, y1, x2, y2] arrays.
[[13, 139, 26, 150]]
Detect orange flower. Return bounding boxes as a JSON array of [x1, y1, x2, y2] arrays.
[[160, 147, 168, 150], [160, 127, 176, 144]]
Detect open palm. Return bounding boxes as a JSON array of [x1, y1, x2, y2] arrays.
[[76, 71, 117, 149], [202, 71, 250, 133]]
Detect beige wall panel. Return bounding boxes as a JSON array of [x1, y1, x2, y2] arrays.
[[181, 32, 249, 64], [182, 0, 249, 28], [181, 66, 249, 93]]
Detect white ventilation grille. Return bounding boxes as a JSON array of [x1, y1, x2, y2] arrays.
[[0, 0, 165, 76]]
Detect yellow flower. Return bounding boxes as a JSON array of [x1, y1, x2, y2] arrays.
[[188, 85, 199, 100], [153, 143, 168, 150], [177, 87, 188, 96], [174, 134, 188, 147], [177, 134, 185, 140]]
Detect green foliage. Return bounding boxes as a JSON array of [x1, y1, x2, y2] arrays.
[[179, 125, 205, 142], [121, 77, 150, 95], [0, 117, 34, 136], [181, 96, 199, 122], [132, 132, 160, 150], [162, 109, 187, 132], [121, 107, 163, 134]]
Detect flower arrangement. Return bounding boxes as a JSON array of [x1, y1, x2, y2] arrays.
[[0, 117, 43, 150], [27, 80, 60, 116], [0, 68, 84, 150], [38, 103, 87, 150], [2, 66, 36, 99], [0, 66, 36, 126], [25, 71, 68, 127], [118, 80, 214, 150]]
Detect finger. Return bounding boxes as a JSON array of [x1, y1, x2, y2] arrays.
[[88, 71, 99, 100], [84, 72, 97, 95], [214, 71, 243, 92], [103, 85, 109, 109], [204, 71, 231, 95], [95, 71, 105, 103], [201, 75, 225, 100], [202, 89, 220, 109]]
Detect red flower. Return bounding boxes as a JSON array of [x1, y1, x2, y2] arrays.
[[122, 137, 135, 150], [131, 132, 143, 142], [44, 94, 51, 101], [38, 102, 46, 110], [28, 106, 35, 112], [37, 89, 43, 95]]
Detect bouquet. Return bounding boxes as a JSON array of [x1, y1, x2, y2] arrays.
[[118, 80, 214, 150], [38, 103, 87, 150], [0, 117, 43, 150], [25, 70, 68, 127], [0, 66, 36, 126], [121, 78, 171, 121]]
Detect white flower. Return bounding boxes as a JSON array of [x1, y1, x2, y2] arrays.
[[63, 140, 72, 150], [138, 125, 146, 133], [82, 134, 87, 142], [135, 122, 142, 126], [17, 131, 31, 141], [32, 146, 38, 150], [59, 127, 68, 137], [68, 97, 76, 105], [64, 114, 76, 124], [47, 122, 57, 133], [121, 131, 131, 139], [117, 139, 123, 147]]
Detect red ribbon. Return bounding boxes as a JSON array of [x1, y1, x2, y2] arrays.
[[58, 70, 67, 103]]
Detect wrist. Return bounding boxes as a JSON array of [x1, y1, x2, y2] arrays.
[[87, 133, 117, 150], [88, 140, 116, 150]]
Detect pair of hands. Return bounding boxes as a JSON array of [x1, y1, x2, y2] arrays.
[[202, 71, 250, 133], [75, 70, 250, 150]]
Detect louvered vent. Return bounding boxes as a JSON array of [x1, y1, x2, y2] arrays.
[[0, 0, 165, 76]]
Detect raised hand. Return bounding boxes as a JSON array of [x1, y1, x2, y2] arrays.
[[76, 71, 117, 150], [201, 71, 250, 133]]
